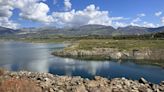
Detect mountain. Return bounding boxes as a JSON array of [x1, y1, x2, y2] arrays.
[[117, 26, 149, 35], [117, 26, 164, 35], [1, 25, 164, 37], [66, 24, 116, 36], [0, 26, 19, 35], [147, 26, 164, 33], [18, 24, 116, 37], [16, 25, 164, 37]]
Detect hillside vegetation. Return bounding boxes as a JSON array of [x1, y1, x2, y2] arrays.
[[65, 39, 164, 51]]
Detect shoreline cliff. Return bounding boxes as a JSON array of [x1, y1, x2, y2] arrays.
[[53, 48, 164, 60]]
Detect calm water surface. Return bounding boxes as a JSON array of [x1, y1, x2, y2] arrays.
[[0, 41, 164, 83]]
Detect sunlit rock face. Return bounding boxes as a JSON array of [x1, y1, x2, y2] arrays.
[[53, 48, 164, 60]]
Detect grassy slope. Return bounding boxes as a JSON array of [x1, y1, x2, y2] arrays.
[[65, 39, 164, 51], [61, 39, 164, 66]]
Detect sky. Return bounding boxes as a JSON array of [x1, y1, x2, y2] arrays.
[[0, 0, 164, 29]]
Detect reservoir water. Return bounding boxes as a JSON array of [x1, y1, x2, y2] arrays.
[[0, 41, 163, 83]]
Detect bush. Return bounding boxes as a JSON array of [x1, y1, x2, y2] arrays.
[[0, 78, 42, 92], [0, 68, 5, 76]]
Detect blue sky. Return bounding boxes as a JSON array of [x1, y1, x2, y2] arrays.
[[0, 0, 164, 28]]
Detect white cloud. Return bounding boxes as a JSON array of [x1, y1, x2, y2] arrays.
[[14, 0, 53, 23], [161, 17, 164, 24], [127, 13, 159, 28], [113, 17, 158, 28], [64, 0, 72, 11], [113, 22, 128, 27], [129, 21, 158, 28], [52, 4, 112, 27], [137, 13, 146, 17], [0, 0, 18, 29], [129, 22, 140, 27], [111, 17, 128, 21], [155, 11, 162, 17], [0, 5, 13, 18], [132, 17, 141, 23], [0, 0, 53, 28], [0, 17, 19, 29], [142, 22, 157, 28], [19, 2, 53, 23]]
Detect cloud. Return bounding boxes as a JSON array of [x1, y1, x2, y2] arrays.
[[137, 13, 146, 17], [132, 17, 141, 23], [129, 21, 158, 28], [161, 17, 164, 24], [0, 5, 13, 18], [0, 0, 53, 28], [113, 21, 142, 28], [0, 17, 19, 29], [113, 22, 128, 27], [52, 4, 112, 27], [142, 22, 158, 28], [111, 17, 128, 21], [125, 13, 159, 28], [113, 17, 158, 28], [19, 2, 53, 23], [14, 0, 53, 23], [155, 11, 162, 17], [0, 0, 18, 29], [64, 0, 72, 11], [0, 0, 162, 29]]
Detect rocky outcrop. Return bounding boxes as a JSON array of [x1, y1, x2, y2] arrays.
[[1, 71, 164, 92], [53, 48, 164, 60]]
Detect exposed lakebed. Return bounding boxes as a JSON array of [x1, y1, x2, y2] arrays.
[[0, 41, 163, 83]]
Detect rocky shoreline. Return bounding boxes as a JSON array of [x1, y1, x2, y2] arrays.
[[0, 71, 164, 92], [53, 48, 164, 60]]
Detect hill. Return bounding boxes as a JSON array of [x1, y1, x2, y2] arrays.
[[0, 26, 19, 35], [1, 25, 164, 37]]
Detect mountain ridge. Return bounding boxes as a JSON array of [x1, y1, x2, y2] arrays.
[[0, 25, 164, 37], [0, 26, 19, 35]]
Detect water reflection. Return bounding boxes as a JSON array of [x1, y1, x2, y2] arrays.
[[0, 41, 63, 72], [0, 41, 163, 83], [49, 58, 111, 76], [49, 57, 164, 83]]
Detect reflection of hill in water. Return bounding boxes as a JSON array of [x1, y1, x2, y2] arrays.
[[60, 56, 164, 68], [111, 59, 164, 68], [131, 60, 164, 68], [49, 57, 164, 83]]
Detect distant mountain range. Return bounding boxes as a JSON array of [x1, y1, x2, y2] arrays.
[[0, 24, 164, 37], [0, 27, 19, 35]]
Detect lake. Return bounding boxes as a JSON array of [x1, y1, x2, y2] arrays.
[[0, 41, 163, 83]]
